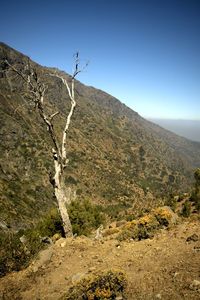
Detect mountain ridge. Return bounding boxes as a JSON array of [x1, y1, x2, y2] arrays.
[[148, 118, 200, 142], [0, 42, 200, 229]]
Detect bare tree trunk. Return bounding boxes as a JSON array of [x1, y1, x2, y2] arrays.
[[5, 53, 88, 238], [55, 185, 72, 237], [53, 153, 73, 237]]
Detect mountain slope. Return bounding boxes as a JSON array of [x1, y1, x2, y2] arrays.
[[149, 118, 200, 142], [0, 219, 200, 299], [0, 42, 200, 229]]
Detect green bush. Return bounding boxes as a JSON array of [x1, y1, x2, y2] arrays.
[[117, 228, 136, 242], [36, 207, 64, 237], [102, 202, 131, 220], [153, 207, 174, 227], [68, 199, 106, 236], [125, 214, 136, 222], [0, 231, 27, 276], [62, 270, 127, 300], [164, 196, 177, 212], [181, 200, 191, 218], [0, 207, 63, 277], [117, 214, 159, 242], [117, 207, 176, 242], [191, 191, 200, 212], [192, 168, 200, 212], [194, 168, 200, 184]]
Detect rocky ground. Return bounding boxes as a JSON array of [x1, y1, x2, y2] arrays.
[[0, 218, 200, 300]]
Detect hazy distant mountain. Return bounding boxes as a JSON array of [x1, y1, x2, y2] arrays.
[[0, 42, 200, 229], [149, 118, 200, 142]]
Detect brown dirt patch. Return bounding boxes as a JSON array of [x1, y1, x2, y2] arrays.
[[0, 220, 200, 299]]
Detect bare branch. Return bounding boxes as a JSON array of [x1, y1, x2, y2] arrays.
[[5, 60, 36, 93], [5, 59, 62, 162], [49, 72, 76, 163], [72, 52, 89, 79], [49, 111, 60, 121], [5, 52, 88, 237], [49, 73, 73, 100]]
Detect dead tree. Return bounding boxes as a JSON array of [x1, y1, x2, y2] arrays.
[[5, 53, 88, 237]]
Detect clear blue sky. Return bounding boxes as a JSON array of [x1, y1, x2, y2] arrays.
[[1, 0, 200, 120]]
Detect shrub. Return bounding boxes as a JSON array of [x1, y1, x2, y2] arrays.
[[193, 193, 200, 212], [164, 196, 177, 212], [62, 270, 127, 300], [117, 206, 177, 242], [192, 168, 200, 212], [0, 207, 63, 277], [36, 207, 64, 237], [125, 214, 136, 222], [153, 207, 174, 227], [117, 215, 159, 242], [68, 199, 106, 236], [181, 200, 191, 218], [0, 230, 28, 277], [102, 202, 131, 220], [194, 168, 200, 184], [117, 228, 136, 242], [137, 214, 159, 239]]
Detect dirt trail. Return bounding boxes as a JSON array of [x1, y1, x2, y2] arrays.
[[0, 219, 200, 300]]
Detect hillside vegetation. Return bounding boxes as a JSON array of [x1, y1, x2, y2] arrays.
[[0, 42, 200, 299], [0, 42, 200, 231]]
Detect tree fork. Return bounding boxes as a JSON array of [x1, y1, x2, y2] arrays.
[[5, 52, 88, 237]]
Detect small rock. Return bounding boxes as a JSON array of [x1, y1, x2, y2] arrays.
[[173, 272, 179, 278], [20, 235, 27, 244], [0, 221, 9, 229], [55, 237, 66, 247], [32, 265, 38, 273], [189, 280, 200, 291], [61, 240, 67, 248], [186, 234, 199, 242], [116, 296, 123, 300], [71, 272, 86, 284], [155, 294, 162, 299]]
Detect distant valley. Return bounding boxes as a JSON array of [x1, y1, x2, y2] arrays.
[[149, 118, 200, 142]]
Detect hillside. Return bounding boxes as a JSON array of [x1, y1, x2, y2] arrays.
[[0, 42, 200, 230], [0, 217, 200, 299]]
